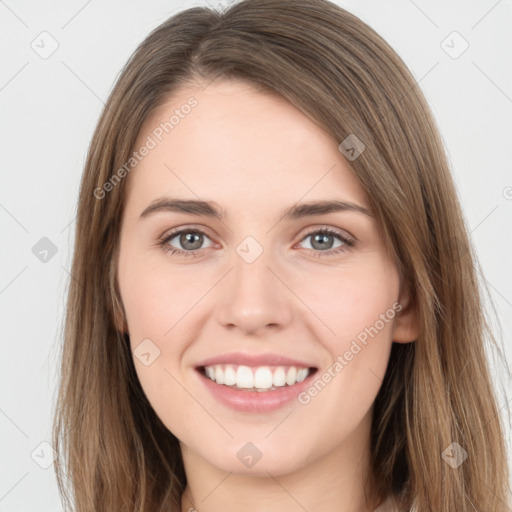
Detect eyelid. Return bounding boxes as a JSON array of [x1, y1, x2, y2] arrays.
[[157, 224, 217, 244], [299, 225, 356, 245]]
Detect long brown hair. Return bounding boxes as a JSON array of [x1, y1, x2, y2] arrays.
[[53, 1, 511, 510]]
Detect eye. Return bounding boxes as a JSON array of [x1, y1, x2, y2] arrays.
[[158, 228, 213, 257], [157, 226, 355, 258], [297, 228, 354, 257]]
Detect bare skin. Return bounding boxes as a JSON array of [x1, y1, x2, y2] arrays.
[[116, 79, 419, 512]]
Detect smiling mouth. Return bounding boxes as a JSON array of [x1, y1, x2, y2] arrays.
[[198, 364, 318, 392]]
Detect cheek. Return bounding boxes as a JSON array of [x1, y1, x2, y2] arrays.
[[300, 256, 399, 344], [119, 248, 208, 345], [118, 254, 202, 433], [295, 258, 398, 415], [117, 249, 214, 407]]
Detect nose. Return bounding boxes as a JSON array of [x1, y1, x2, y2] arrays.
[[215, 248, 294, 336]]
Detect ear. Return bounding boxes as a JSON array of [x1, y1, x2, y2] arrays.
[[392, 283, 420, 343]]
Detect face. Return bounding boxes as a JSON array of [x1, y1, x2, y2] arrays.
[[116, 79, 417, 477]]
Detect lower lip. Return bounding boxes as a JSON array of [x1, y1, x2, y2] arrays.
[[196, 368, 317, 413]]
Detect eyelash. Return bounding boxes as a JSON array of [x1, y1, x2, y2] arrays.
[[157, 227, 355, 258]]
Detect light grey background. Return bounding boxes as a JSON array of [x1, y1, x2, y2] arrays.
[[1, 1, 511, 510]]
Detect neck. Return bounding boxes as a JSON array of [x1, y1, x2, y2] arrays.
[[180, 410, 379, 512]]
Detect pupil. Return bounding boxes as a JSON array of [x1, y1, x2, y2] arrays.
[[312, 233, 333, 250], [181, 232, 202, 250]]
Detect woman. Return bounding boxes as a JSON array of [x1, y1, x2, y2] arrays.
[[53, 1, 511, 511]]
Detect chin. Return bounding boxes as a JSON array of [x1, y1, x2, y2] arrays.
[[196, 437, 313, 477]]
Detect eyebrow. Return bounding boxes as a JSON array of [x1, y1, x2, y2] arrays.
[[139, 197, 373, 221]]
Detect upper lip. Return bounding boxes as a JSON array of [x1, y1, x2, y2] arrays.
[[196, 352, 318, 369]]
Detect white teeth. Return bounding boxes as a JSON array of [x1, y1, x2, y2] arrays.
[[236, 365, 254, 388], [215, 366, 224, 385], [285, 366, 297, 386], [296, 368, 308, 382], [272, 367, 286, 387], [254, 367, 273, 388], [224, 365, 236, 386], [202, 364, 312, 390]]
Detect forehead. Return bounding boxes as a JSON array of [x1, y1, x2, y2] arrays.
[[124, 79, 369, 215]]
